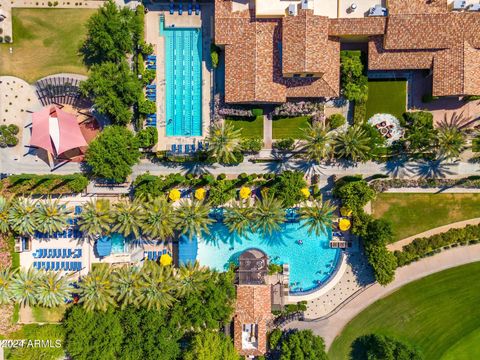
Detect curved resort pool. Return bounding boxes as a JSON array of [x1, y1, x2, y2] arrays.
[[194, 221, 340, 295]]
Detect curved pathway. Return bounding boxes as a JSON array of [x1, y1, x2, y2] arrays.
[[387, 218, 480, 251], [284, 244, 480, 349]]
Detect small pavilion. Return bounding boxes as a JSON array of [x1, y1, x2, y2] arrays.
[[29, 105, 88, 165]]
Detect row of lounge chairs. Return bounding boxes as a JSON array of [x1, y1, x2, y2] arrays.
[[33, 248, 82, 259], [144, 249, 170, 260], [169, 3, 200, 15], [146, 56, 156, 70], [147, 114, 157, 127], [35, 229, 83, 239], [171, 142, 207, 154], [33, 261, 82, 272]]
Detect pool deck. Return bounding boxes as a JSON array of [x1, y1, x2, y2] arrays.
[[145, 5, 213, 151]]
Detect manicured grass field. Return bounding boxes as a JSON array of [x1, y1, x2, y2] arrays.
[[371, 193, 480, 241], [365, 80, 407, 121], [329, 262, 480, 360], [0, 9, 94, 83], [225, 116, 263, 138], [272, 116, 311, 139]]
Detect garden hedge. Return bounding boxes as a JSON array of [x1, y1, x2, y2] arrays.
[[1, 174, 89, 195]]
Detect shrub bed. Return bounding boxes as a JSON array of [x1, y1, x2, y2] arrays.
[[0, 124, 19, 148], [370, 177, 480, 192], [1, 174, 89, 195], [272, 101, 324, 117], [394, 224, 480, 266]]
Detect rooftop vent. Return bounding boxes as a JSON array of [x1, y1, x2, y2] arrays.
[[301, 0, 312, 10], [288, 4, 298, 15]]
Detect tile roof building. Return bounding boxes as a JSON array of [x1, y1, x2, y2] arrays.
[[214, 0, 480, 103]]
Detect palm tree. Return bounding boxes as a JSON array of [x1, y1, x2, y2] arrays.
[[252, 195, 285, 236], [112, 199, 144, 239], [301, 121, 332, 163], [77, 264, 116, 312], [206, 122, 242, 164], [137, 261, 176, 310], [0, 267, 16, 305], [112, 266, 141, 309], [300, 198, 336, 236], [175, 200, 214, 240], [0, 196, 10, 234], [77, 199, 113, 239], [8, 198, 39, 235], [142, 196, 176, 241], [35, 198, 70, 235], [36, 271, 73, 308], [224, 202, 254, 237], [176, 261, 209, 298], [437, 125, 465, 160], [332, 125, 371, 162], [10, 268, 39, 307]]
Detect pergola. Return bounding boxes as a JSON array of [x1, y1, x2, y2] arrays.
[[30, 105, 88, 165]]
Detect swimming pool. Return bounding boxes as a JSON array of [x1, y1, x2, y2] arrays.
[[110, 233, 126, 254], [195, 221, 340, 294], [161, 18, 202, 137]]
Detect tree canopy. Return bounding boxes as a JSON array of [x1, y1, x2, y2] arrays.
[[277, 330, 328, 360], [351, 333, 423, 360], [80, 61, 142, 125], [333, 179, 376, 213], [85, 126, 141, 183], [183, 331, 239, 360], [270, 171, 308, 208]]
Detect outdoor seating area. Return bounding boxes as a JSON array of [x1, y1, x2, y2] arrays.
[[35, 76, 87, 107], [169, 3, 200, 15], [32, 248, 82, 259], [368, 113, 404, 145], [146, 55, 156, 71], [144, 249, 171, 261], [34, 229, 83, 239], [33, 261, 82, 272], [170, 141, 207, 154]]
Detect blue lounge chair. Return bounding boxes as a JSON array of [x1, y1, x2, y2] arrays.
[[60, 261, 65, 270], [47, 249, 52, 258], [195, 3, 200, 15], [66, 249, 72, 258], [188, 3, 192, 15], [73, 249, 82, 258], [177, 144, 183, 153], [171, 144, 177, 152], [185, 144, 191, 153], [169, 2, 175, 14], [33, 262, 38, 269], [33, 250, 39, 258], [179, 3, 183, 14], [191, 144, 196, 152], [146, 84, 156, 89], [61, 249, 66, 258], [54, 262, 59, 271], [46, 262, 51, 271]]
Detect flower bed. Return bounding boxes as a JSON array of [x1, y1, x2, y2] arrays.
[[272, 101, 324, 117], [370, 177, 480, 192]]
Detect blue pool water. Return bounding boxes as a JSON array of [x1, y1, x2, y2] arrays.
[[110, 233, 126, 254], [195, 221, 340, 294], [161, 18, 202, 137]]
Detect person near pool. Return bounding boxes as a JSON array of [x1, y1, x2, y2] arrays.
[[296, 239, 303, 245]]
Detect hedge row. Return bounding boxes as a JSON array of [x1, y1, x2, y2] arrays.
[[1, 174, 89, 195], [370, 177, 480, 192], [394, 224, 480, 266]]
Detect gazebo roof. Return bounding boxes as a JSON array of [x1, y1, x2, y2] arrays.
[[30, 105, 88, 157]]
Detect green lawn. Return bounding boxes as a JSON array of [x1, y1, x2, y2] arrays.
[[365, 80, 407, 121], [225, 116, 263, 138], [329, 262, 480, 360], [0, 8, 94, 83], [272, 116, 311, 139], [371, 193, 480, 242]]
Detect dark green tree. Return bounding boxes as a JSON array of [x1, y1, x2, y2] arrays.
[[333, 180, 376, 213], [340, 51, 368, 103], [80, 61, 142, 125], [85, 126, 140, 183], [402, 112, 437, 156], [351, 333, 423, 360], [279, 330, 328, 360], [81, 0, 135, 65], [270, 171, 308, 208]]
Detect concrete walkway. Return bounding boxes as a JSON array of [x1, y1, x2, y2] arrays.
[[285, 244, 480, 349], [263, 115, 272, 149], [388, 217, 480, 251]]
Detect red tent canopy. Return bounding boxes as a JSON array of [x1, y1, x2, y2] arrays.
[[30, 106, 88, 157]]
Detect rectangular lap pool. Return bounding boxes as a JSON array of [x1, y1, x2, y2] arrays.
[[161, 18, 202, 137]]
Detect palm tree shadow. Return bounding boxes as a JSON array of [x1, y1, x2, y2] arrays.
[[260, 150, 294, 174], [180, 161, 217, 176], [411, 158, 457, 179], [259, 229, 288, 247], [382, 156, 413, 178], [292, 160, 328, 177]]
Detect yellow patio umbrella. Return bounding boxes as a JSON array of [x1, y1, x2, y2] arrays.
[[169, 189, 181, 202], [339, 218, 351, 231], [340, 207, 352, 217], [195, 188, 206, 201], [160, 253, 172, 266], [300, 187, 310, 199], [239, 186, 251, 199]]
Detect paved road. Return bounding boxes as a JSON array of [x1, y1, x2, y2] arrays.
[[2, 150, 479, 180], [284, 244, 480, 349]]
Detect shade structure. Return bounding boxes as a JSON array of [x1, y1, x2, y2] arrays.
[[95, 236, 112, 257], [339, 218, 351, 231], [30, 105, 88, 160], [160, 253, 173, 266]]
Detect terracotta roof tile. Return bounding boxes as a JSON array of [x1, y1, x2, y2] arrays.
[[387, 0, 448, 15], [329, 17, 386, 36]]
